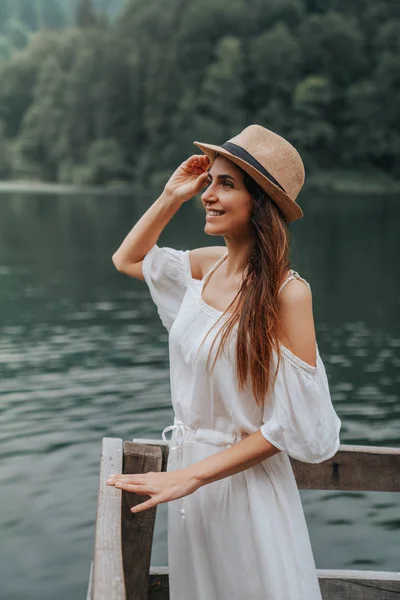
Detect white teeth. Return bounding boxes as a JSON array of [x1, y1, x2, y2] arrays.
[[207, 210, 224, 216]]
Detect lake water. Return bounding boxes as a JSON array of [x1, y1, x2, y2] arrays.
[[0, 190, 399, 599]]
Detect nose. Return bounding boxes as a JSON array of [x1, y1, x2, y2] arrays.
[[201, 181, 217, 205]]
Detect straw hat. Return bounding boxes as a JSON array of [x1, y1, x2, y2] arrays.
[[193, 124, 305, 222]]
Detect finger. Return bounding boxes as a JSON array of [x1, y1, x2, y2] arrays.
[[107, 478, 146, 487], [195, 154, 208, 166], [196, 172, 209, 187], [190, 176, 209, 196], [131, 499, 158, 514], [115, 482, 152, 495], [106, 474, 147, 485], [191, 168, 206, 176], [106, 474, 122, 485], [187, 155, 204, 168], [112, 474, 149, 481]]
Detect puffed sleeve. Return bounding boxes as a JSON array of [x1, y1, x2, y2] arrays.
[[260, 343, 341, 463], [141, 244, 191, 333]]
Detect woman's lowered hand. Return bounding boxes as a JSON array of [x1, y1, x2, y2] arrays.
[[106, 469, 201, 513]]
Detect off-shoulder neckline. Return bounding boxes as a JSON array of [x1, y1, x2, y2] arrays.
[[277, 342, 319, 373], [185, 251, 318, 373], [197, 264, 302, 321]]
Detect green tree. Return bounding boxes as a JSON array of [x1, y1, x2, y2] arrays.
[[373, 53, 400, 175], [343, 81, 382, 167], [249, 23, 301, 114], [0, 35, 12, 59], [362, 2, 400, 38], [245, 0, 304, 34], [374, 20, 400, 55], [0, 54, 37, 137], [0, 122, 12, 178], [76, 0, 99, 28], [5, 18, 32, 50], [41, 0, 67, 29], [195, 36, 247, 145], [18, 55, 67, 179], [84, 138, 127, 184], [19, 0, 39, 30], [299, 12, 365, 88], [172, 0, 245, 86], [0, 1, 10, 34], [292, 76, 335, 168]]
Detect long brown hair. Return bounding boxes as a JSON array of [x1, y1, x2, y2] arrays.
[[200, 159, 292, 405]]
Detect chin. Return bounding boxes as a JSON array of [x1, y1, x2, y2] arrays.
[[205, 224, 226, 235], [204, 227, 220, 236]]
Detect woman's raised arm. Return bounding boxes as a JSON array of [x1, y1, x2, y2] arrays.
[[112, 155, 210, 279]]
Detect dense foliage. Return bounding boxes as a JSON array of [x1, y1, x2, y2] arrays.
[[0, 0, 399, 187], [0, 0, 123, 57]]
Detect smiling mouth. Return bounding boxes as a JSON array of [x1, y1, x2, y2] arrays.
[[206, 210, 225, 217]]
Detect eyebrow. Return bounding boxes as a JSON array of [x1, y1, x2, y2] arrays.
[[207, 173, 237, 183]]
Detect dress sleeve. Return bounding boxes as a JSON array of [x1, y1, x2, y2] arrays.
[[142, 244, 191, 333], [260, 344, 341, 463]]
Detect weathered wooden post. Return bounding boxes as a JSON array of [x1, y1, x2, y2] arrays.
[[121, 442, 163, 600], [89, 437, 126, 600], [89, 439, 164, 600]]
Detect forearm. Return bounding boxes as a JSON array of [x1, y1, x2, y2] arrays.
[[187, 429, 281, 487], [112, 190, 182, 267]]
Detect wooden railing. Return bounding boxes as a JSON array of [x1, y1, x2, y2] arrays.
[[88, 440, 400, 600]]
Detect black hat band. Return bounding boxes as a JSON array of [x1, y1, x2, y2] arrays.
[[220, 141, 286, 193]]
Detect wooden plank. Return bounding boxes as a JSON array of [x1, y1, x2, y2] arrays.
[[133, 438, 169, 473], [92, 437, 126, 600], [148, 567, 169, 599], [291, 444, 400, 492], [147, 569, 400, 600], [318, 569, 400, 599], [133, 440, 400, 492], [122, 442, 163, 600], [87, 561, 93, 600]]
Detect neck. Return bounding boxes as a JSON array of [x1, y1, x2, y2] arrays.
[[222, 236, 255, 279]]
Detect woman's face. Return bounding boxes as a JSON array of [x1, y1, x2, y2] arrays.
[[201, 155, 254, 239]]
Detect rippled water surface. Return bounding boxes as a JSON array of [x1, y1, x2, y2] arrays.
[[0, 192, 399, 599]]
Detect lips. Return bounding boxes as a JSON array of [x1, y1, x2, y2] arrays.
[[206, 210, 225, 216], [206, 213, 225, 220]]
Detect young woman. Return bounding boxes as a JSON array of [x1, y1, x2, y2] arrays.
[[108, 124, 341, 600]]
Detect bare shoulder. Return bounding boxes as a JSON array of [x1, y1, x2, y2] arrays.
[[188, 246, 227, 280], [278, 277, 317, 367], [280, 276, 312, 305]]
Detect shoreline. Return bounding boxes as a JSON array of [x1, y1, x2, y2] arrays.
[[0, 170, 399, 196], [0, 181, 136, 195], [304, 169, 400, 195]]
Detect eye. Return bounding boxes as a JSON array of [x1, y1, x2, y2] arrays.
[[205, 178, 233, 188]]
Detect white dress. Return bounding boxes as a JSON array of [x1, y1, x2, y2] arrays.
[[142, 244, 341, 600]]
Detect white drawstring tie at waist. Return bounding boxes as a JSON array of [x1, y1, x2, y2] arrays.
[[161, 420, 196, 450], [161, 419, 240, 450]]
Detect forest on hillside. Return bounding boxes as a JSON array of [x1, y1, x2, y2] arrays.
[[0, 0, 123, 57], [0, 0, 399, 189]]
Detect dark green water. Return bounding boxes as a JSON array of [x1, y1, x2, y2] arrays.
[[0, 191, 399, 600]]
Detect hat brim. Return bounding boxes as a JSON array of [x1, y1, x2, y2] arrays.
[[193, 141, 303, 223]]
